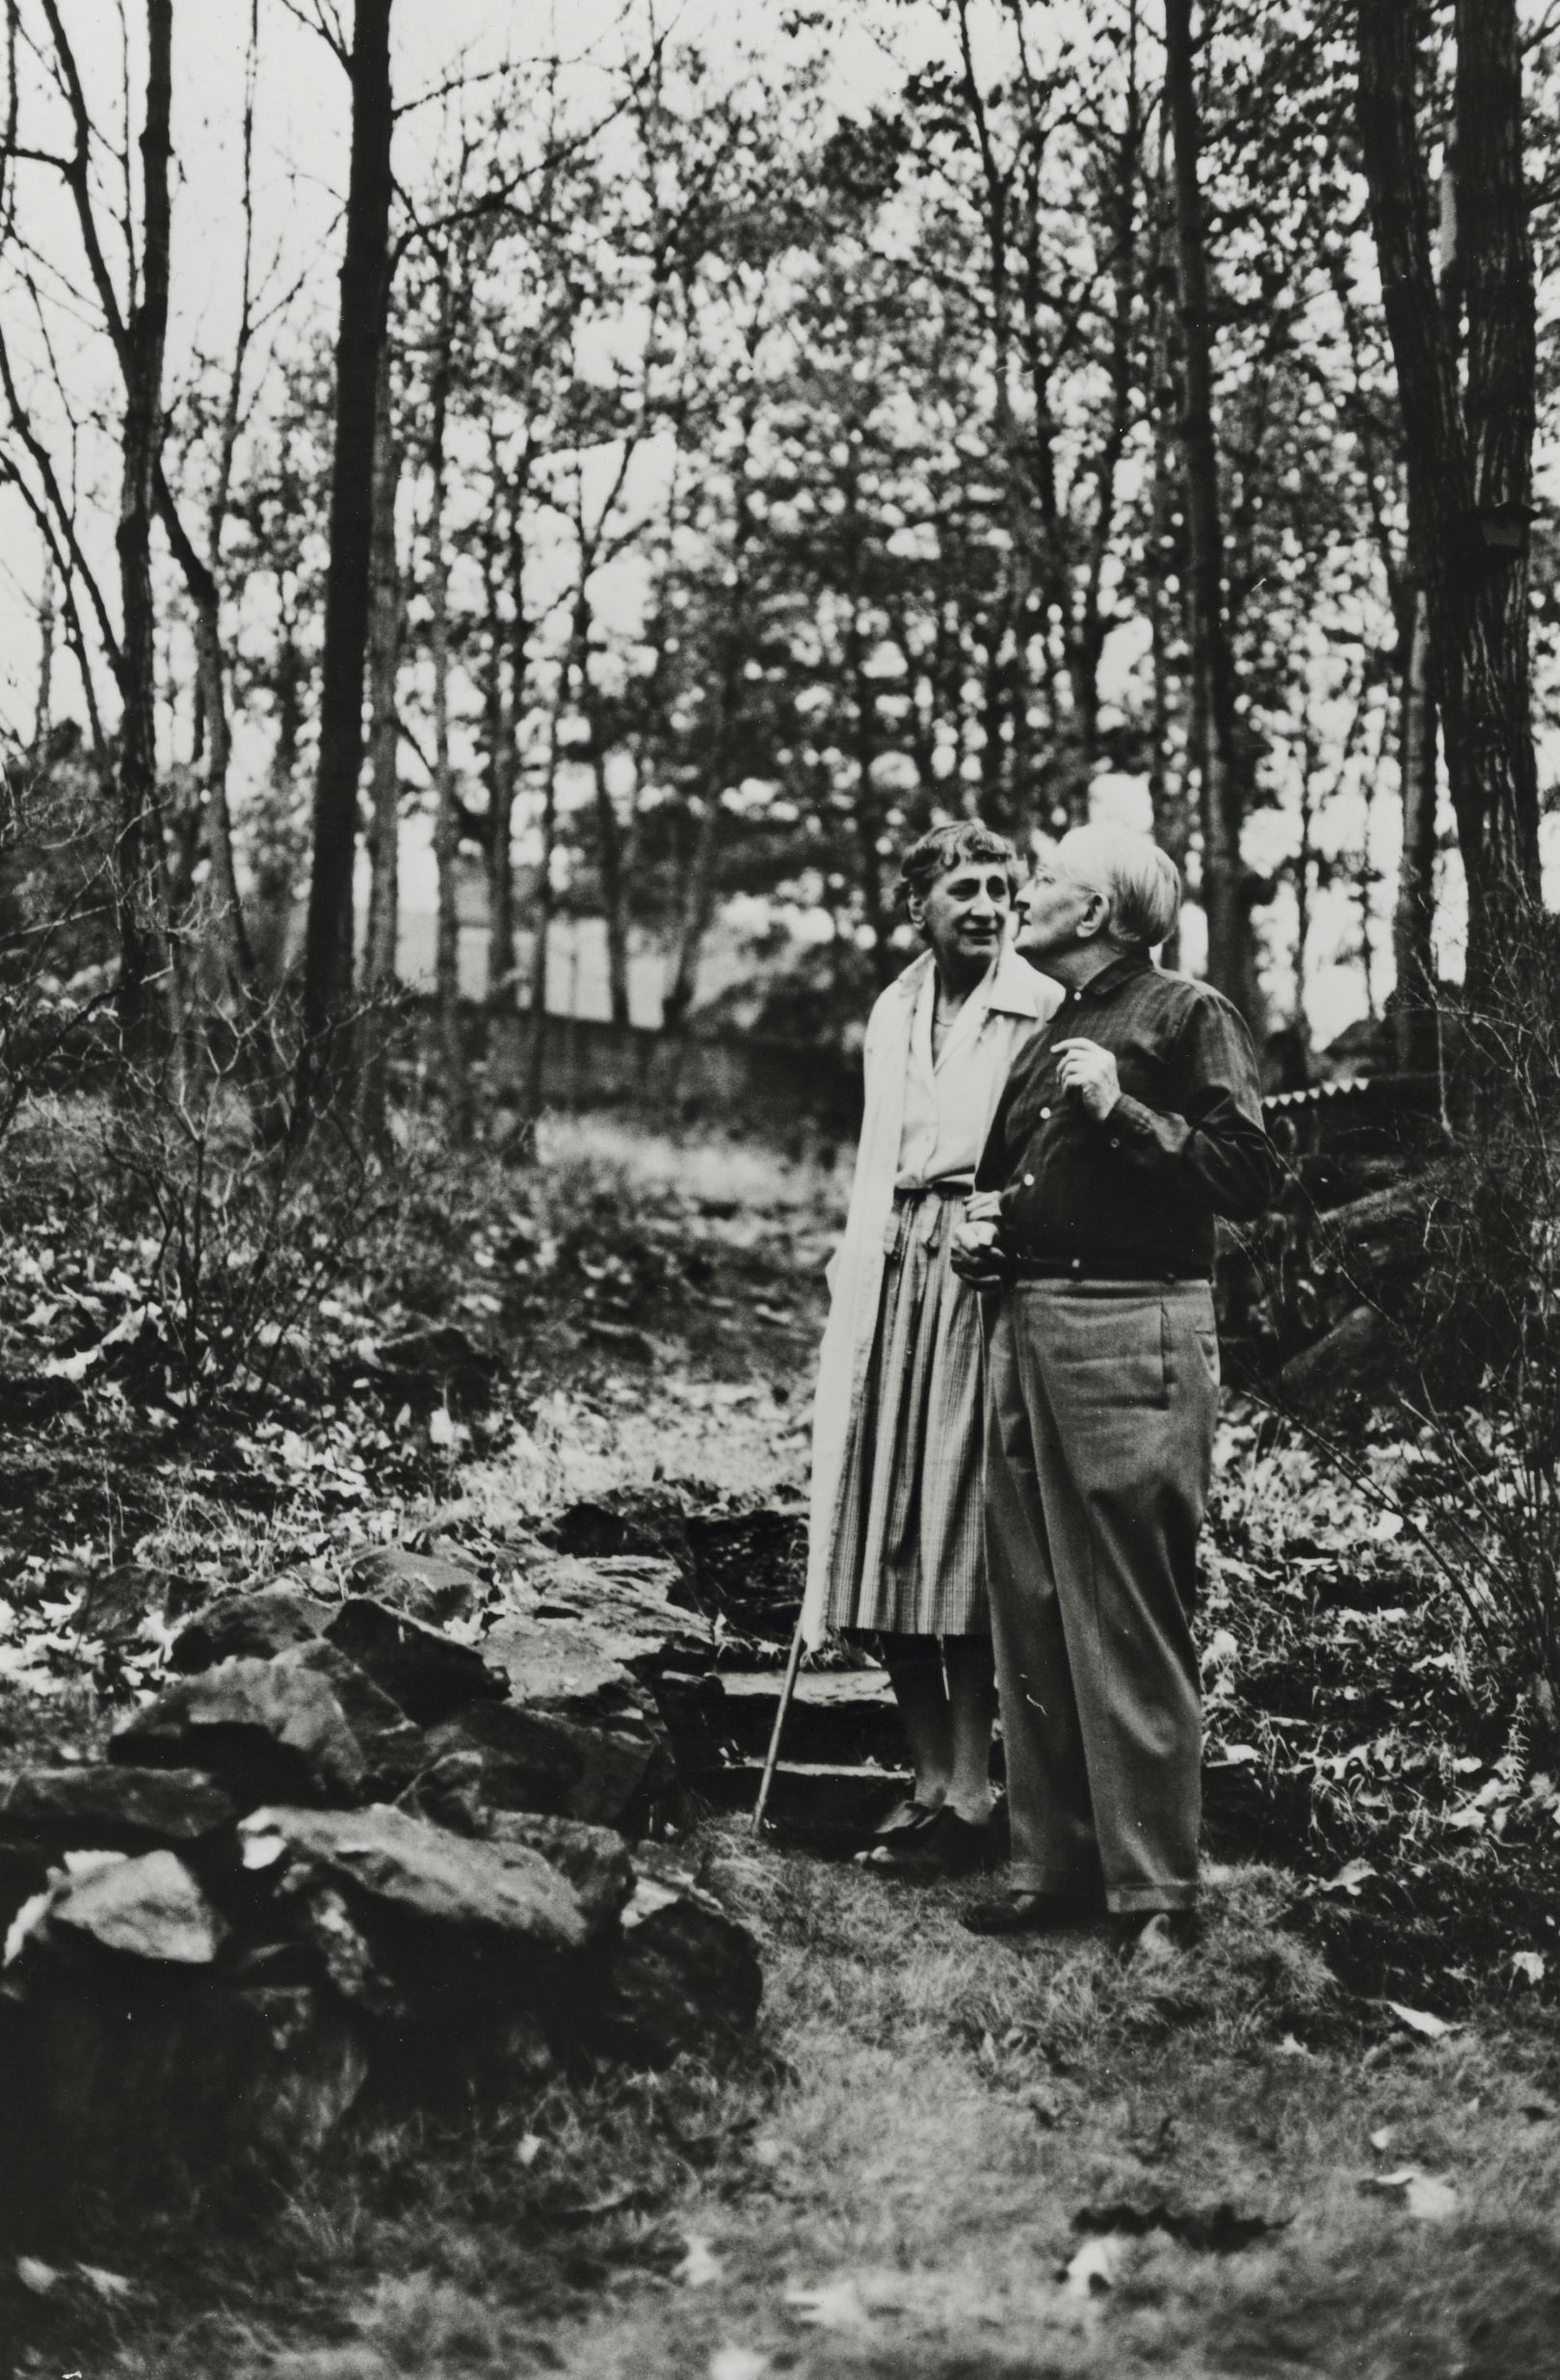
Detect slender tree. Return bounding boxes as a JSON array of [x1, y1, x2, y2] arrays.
[[1355, 0, 1541, 1020], [1164, 0, 1257, 1023], [299, 0, 395, 1103]]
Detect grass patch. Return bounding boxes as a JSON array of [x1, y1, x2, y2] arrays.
[[20, 1829, 1559, 2380]]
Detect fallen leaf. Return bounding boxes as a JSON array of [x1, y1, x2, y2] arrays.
[[676, 2235, 723, 2288], [1062, 2238, 1121, 2298], [77, 2263, 133, 2301], [1387, 2000, 1458, 2040], [1320, 1858, 1377, 1897], [1361, 2167, 1459, 2222], [785, 2277, 873, 2333], [1405, 2174, 1459, 2223], [709, 2352, 768, 2380]]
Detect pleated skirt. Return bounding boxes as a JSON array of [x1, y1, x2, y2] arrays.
[[823, 1191, 989, 1638]]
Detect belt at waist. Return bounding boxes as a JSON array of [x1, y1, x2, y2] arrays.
[[893, 1177, 974, 1203], [1009, 1256, 1208, 1283]]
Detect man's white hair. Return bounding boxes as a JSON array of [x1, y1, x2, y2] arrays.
[[1053, 823, 1181, 950]]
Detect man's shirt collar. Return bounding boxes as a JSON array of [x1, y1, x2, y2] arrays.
[[1070, 950, 1154, 1004]]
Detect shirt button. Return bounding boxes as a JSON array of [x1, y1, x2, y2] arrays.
[[1039, 1106, 1051, 1120], [1022, 1173, 1035, 1186]]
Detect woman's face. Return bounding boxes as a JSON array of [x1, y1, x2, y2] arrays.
[[912, 858, 1017, 973]]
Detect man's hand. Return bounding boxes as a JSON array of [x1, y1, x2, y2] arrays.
[[950, 1213, 1006, 1285], [1053, 1037, 1121, 1122]]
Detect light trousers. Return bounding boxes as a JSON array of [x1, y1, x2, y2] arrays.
[[984, 1280, 1220, 1914]]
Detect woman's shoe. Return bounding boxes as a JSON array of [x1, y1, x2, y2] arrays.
[[869, 1807, 991, 1880], [855, 1795, 942, 1864]]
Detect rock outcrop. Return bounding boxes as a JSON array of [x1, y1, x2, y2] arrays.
[[0, 1520, 764, 2251]]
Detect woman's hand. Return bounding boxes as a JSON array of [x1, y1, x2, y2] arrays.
[[951, 1213, 1005, 1284]]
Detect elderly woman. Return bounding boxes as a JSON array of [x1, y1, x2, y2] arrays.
[[800, 822, 1062, 1878]]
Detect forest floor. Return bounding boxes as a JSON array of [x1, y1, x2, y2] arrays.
[[4, 1107, 1560, 2380]]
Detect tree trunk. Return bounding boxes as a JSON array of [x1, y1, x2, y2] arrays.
[[572, 589, 630, 1028], [1164, 0, 1255, 1021], [299, 0, 394, 1104], [482, 502, 518, 1018], [662, 400, 758, 1032], [1392, 583, 1440, 1073], [1355, 0, 1540, 1022], [114, 0, 174, 1068], [427, 272, 469, 1140], [34, 555, 54, 749], [522, 677, 566, 1143], [358, 353, 402, 1146]]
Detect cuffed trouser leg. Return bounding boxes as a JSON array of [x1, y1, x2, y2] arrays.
[[985, 1302, 1102, 1901], [984, 1283, 1220, 1915]]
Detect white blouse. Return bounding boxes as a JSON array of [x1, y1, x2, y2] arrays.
[[894, 960, 1021, 1190]]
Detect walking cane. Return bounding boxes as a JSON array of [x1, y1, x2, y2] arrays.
[[751, 1609, 806, 1837]]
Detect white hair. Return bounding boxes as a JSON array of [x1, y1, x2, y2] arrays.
[[1052, 824, 1181, 950]]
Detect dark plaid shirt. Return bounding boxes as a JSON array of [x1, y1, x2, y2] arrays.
[[975, 953, 1278, 1280]]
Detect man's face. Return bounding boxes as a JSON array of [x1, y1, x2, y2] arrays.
[[914, 860, 1015, 971], [1013, 858, 1103, 960]]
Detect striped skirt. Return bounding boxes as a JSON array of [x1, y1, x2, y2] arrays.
[[823, 1189, 989, 1638]]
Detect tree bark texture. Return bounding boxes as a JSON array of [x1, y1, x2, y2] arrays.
[[1163, 0, 1256, 1023], [427, 272, 470, 1140], [358, 354, 403, 1146], [1392, 584, 1440, 1073], [300, 0, 394, 1083], [661, 400, 759, 1032], [1356, 0, 1540, 1012], [114, 0, 174, 1063]]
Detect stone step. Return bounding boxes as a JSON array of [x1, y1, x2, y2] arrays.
[[704, 1758, 912, 1845], [718, 1669, 905, 1767]]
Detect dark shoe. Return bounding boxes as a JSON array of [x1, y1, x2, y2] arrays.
[[960, 1888, 1099, 1937], [871, 1807, 991, 1880], [871, 1793, 942, 1841], [1114, 1908, 1202, 1964], [855, 1797, 941, 1864]]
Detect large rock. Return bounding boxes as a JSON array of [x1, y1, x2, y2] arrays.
[[67, 1560, 207, 1646], [403, 1770, 632, 1945], [241, 1803, 585, 1947], [238, 1803, 586, 2021], [46, 1848, 227, 1966], [112, 1656, 370, 1807], [324, 1597, 508, 1724], [586, 1847, 763, 2068], [545, 1486, 696, 1583], [480, 1613, 657, 1729], [170, 1581, 333, 1673], [278, 1642, 430, 1796], [422, 1699, 670, 1833], [0, 1973, 368, 2244], [344, 1544, 485, 1626], [0, 1764, 235, 1855], [502, 1552, 713, 1679]]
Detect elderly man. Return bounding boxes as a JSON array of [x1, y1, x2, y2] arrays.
[[802, 821, 1062, 1880], [954, 824, 1277, 1952]]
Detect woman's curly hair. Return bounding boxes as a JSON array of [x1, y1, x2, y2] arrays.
[[897, 819, 1024, 912]]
